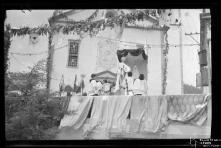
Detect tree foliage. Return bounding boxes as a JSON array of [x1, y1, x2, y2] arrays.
[[5, 59, 68, 140], [6, 91, 66, 140], [7, 59, 47, 95]]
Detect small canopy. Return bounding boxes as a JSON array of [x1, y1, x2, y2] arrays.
[[117, 48, 147, 62], [93, 70, 117, 82]]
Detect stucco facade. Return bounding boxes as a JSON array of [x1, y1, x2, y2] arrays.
[[48, 9, 183, 95], [49, 26, 166, 95]]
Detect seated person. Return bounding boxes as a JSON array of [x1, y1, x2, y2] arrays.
[[133, 74, 147, 95], [102, 80, 111, 95], [96, 80, 103, 95], [88, 79, 98, 96]]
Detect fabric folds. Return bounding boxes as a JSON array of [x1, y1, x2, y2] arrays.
[[59, 96, 93, 129], [167, 94, 210, 126], [83, 96, 132, 138], [117, 48, 147, 62], [139, 96, 168, 133], [58, 95, 211, 139]]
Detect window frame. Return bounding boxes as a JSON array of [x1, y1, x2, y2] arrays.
[[67, 39, 80, 68]]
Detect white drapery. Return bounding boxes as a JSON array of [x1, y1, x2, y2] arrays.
[[59, 95, 210, 139], [59, 96, 93, 129]]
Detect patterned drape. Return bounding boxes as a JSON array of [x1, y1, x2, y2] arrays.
[[167, 95, 210, 126]]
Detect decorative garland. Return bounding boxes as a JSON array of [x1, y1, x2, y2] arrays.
[[4, 25, 11, 91], [4, 25, 11, 74], [5, 9, 167, 38], [162, 31, 169, 95]]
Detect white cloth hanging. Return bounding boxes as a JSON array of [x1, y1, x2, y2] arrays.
[[114, 62, 131, 92], [82, 96, 132, 139], [59, 96, 93, 129], [132, 65, 140, 79]]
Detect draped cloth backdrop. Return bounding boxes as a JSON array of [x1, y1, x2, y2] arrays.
[[117, 48, 148, 79], [59, 94, 210, 139]]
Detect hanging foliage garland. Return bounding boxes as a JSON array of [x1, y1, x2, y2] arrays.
[[4, 24, 11, 74], [4, 24, 12, 92], [162, 31, 169, 95], [5, 9, 167, 38]]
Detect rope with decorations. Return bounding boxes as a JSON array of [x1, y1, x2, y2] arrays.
[[5, 9, 166, 37], [162, 31, 169, 95], [4, 9, 165, 71]]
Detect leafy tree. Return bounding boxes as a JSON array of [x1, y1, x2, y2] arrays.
[[7, 59, 47, 95], [5, 59, 68, 140], [5, 90, 67, 140]]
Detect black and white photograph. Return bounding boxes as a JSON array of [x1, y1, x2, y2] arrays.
[[4, 9, 212, 141]]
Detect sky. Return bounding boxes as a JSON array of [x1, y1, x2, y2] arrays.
[[5, 9, 203, 86]]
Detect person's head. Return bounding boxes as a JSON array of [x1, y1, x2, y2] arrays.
[[121, 56, 126, 62], [89, 79, 94, 83], [128, 72, 132, 77], [91, 74, 96, 78], [139, 74, 144, 80]]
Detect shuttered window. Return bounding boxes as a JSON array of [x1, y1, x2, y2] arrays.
[[68, 40, 80, 67]]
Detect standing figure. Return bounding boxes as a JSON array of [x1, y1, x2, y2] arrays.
[[79, 74, 85, 95], [133, 74, 148, 95], [125, 72, 134, 96], [114, 56, 131, 94], [132, 65, 140, 80]]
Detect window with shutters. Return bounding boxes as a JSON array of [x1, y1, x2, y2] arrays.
[[67, 40, 80, 68]]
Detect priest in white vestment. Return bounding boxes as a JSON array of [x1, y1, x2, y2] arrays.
[[114, 56, 131, 94]]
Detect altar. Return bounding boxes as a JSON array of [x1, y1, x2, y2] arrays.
[[58, 94, 211, 139]]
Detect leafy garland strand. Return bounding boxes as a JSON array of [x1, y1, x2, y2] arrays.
[[4, 25, 11, 91], [5, 9, 164, 37], [46, 32, 53, 93], [4, 25, 11, 74], [162, 31, 169, 95]]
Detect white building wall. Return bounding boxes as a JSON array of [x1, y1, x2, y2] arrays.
[[8, 35, 48, 72], [50, 32, 98, 93], [50, 26, 164, 95], [166, 26, 182, 95]]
